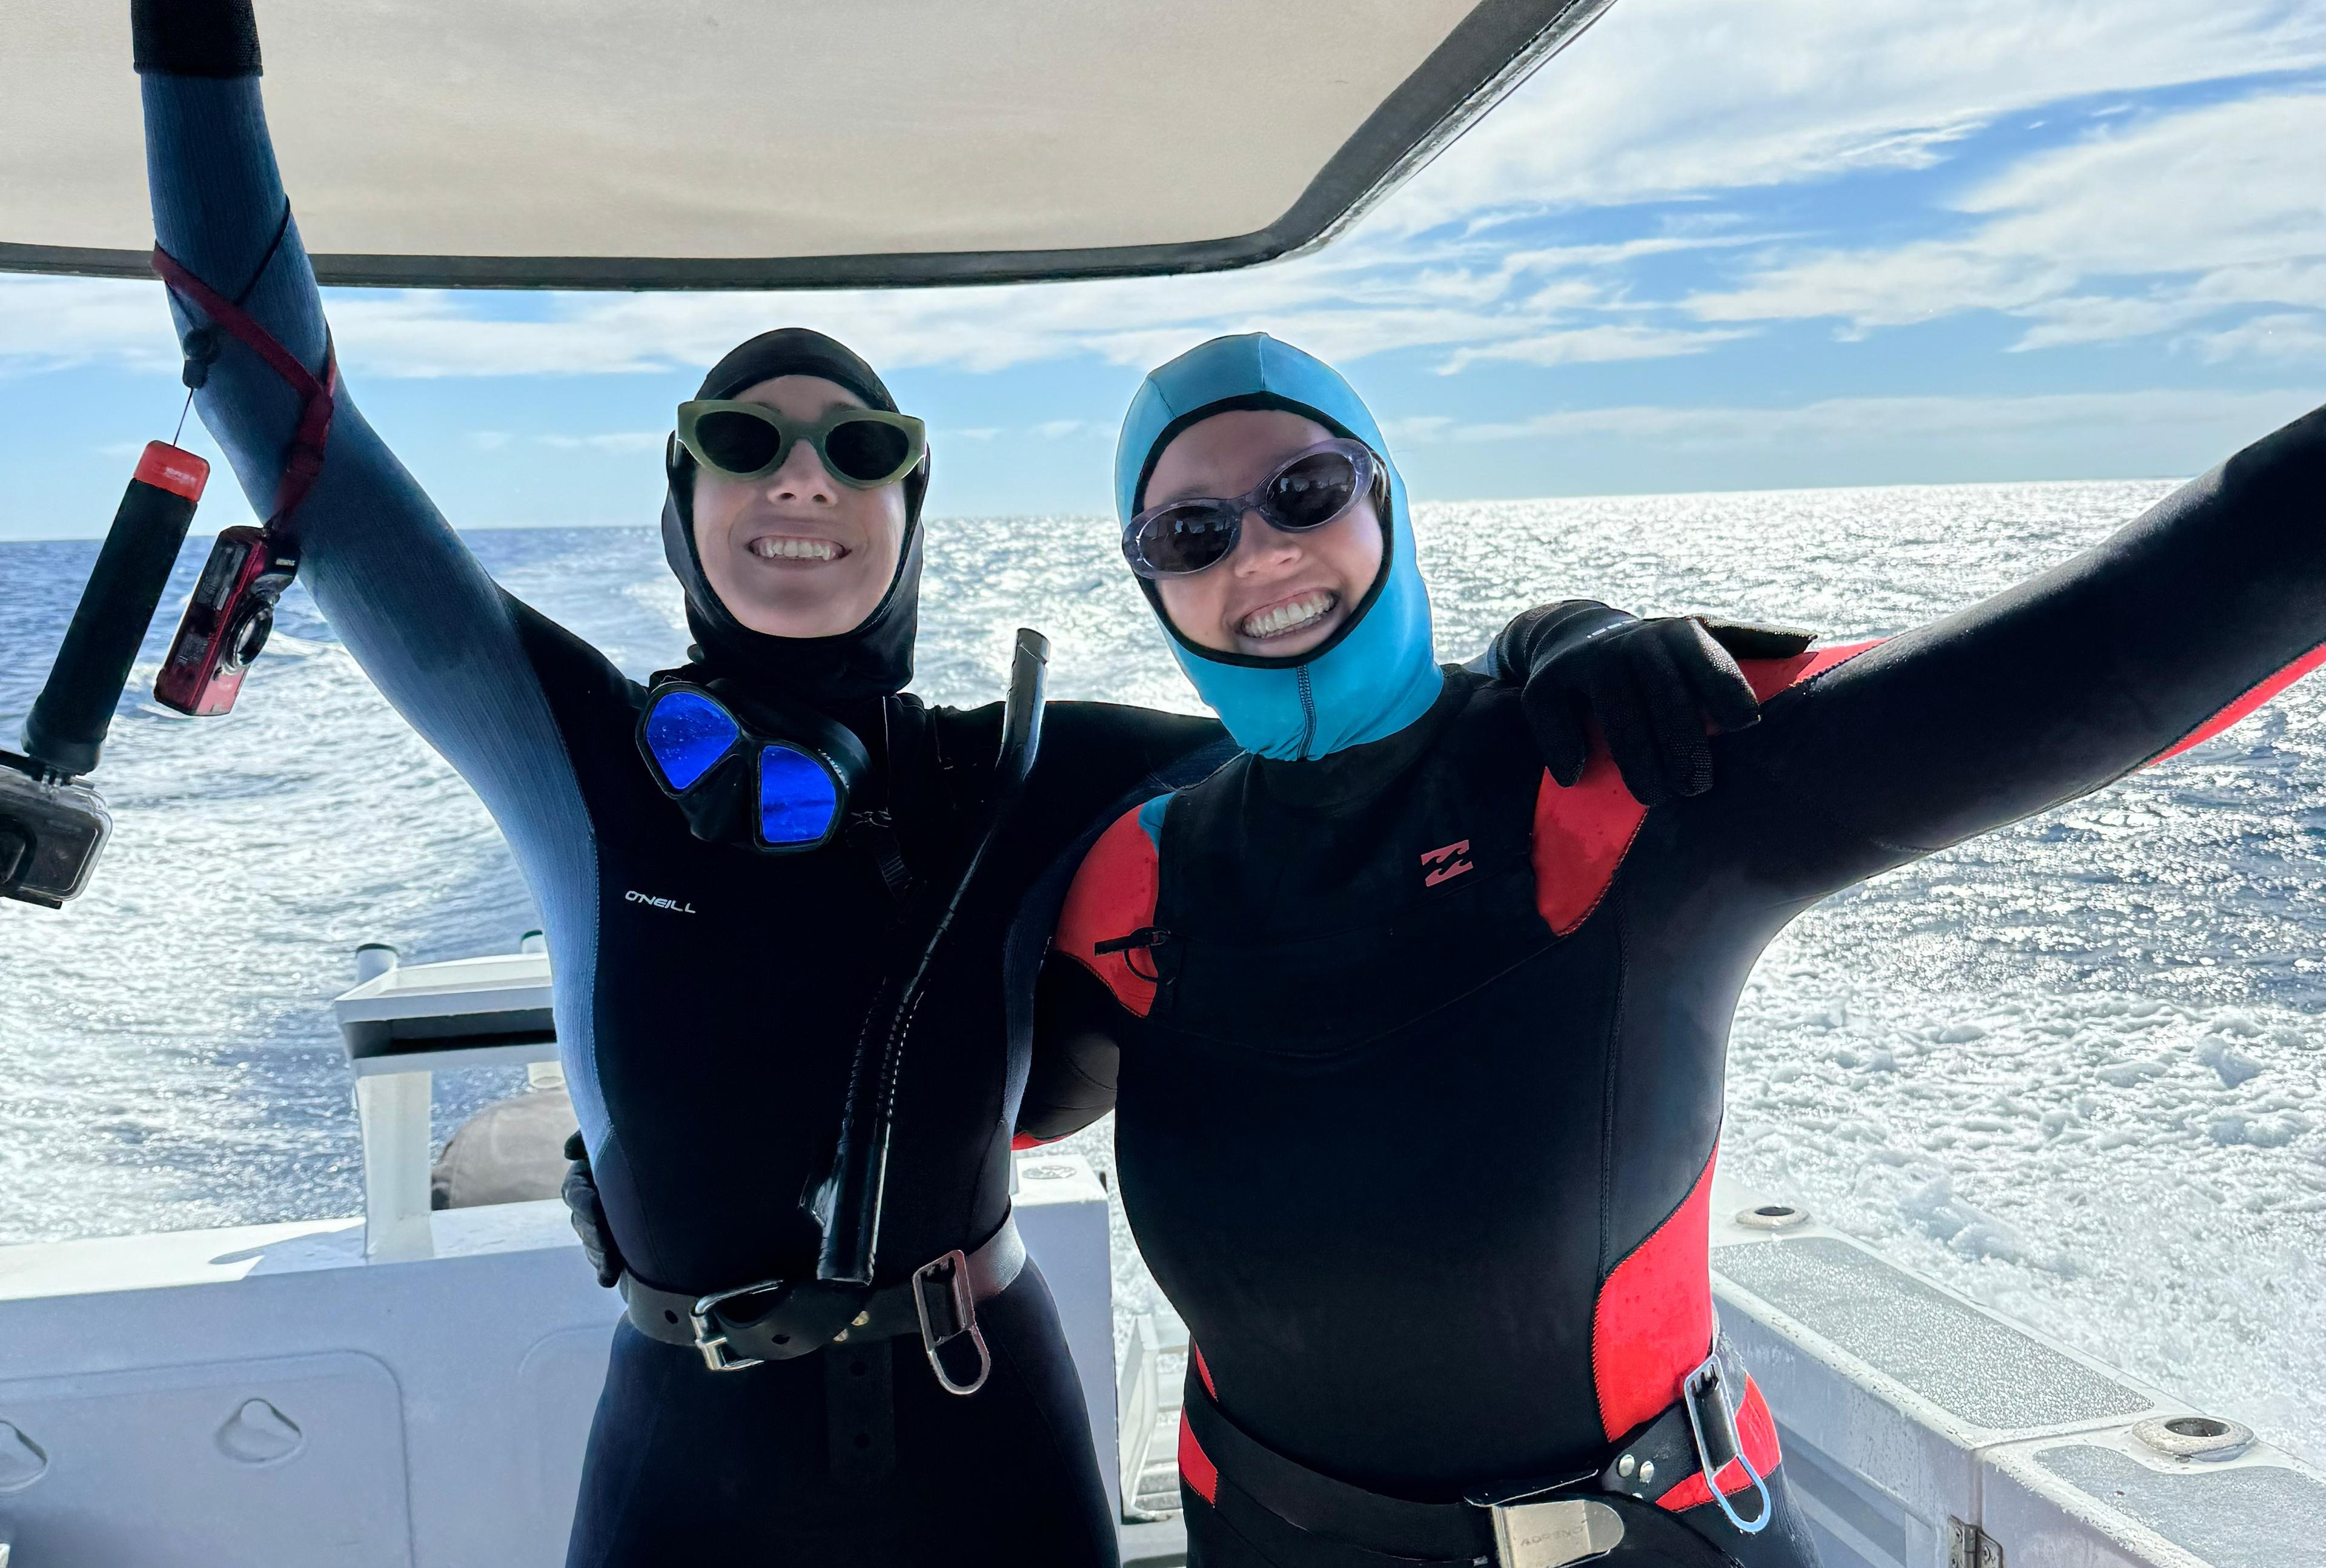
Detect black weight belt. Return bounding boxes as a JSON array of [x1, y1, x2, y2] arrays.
[[1181, 1339, 1768, 1567], [618, 1213, 1024, 1384]]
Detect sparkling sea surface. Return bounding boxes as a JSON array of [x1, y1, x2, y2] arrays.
[[3, 481, 2322, 1461]]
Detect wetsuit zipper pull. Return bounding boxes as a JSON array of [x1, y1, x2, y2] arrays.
[[1294, 664, 1317, 761], [843, 808, 913, 899], [1092, 926, 1171, 957], [1093, 925, 1173, 985]]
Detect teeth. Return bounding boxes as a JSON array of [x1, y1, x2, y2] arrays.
[[1241, 591, 1335, 640], [751, 537, 840, 561]]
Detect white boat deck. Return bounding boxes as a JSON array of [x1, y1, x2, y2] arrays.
[[4, 1171, 2322, 1566], [4, 948, 2319, 1566], [0, 1163, 1119, 1567]]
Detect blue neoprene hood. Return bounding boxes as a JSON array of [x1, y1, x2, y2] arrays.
[[1115, 334, 1442, 761]]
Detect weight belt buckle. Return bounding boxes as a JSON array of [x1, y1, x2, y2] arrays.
[[1482, 1495, 1626, 1568], [911, 1248, 992, 1397], [688, 1279, 781, 1372], [1682, 1352, 1772, 1535]]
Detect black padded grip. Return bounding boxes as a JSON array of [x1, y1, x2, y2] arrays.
[[22, 478, 199, 775], [131, 0, 262, 78]]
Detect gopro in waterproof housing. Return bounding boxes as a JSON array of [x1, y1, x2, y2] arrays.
[[0, 752, 113, 908], [3, 440, 209, 909], [154, 524, 299, 717]]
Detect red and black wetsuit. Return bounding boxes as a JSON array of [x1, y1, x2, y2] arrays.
[[1027, 404, 2326, 1566]]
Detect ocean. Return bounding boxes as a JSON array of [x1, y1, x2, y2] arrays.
[[4, 481, 2322, 1461]]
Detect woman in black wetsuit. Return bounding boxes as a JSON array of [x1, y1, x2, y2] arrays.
[[127, 7, 1784, 1561], [1025, 331, 2326, 1567]]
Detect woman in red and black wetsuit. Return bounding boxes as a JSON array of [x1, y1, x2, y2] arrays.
[[1021, 331, 2326, 1567]]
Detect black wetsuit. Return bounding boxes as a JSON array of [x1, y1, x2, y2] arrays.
[[133, 22, 1228, 1563], [1029, 408, 2326, 1566]]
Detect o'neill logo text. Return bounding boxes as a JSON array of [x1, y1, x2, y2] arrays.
[[625, 890, 697, 913], [1420, 839, 1474, 888]]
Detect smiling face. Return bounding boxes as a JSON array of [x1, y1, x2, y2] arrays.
[[1145, 409, 1387, 661], [690, 374, 909, 638]]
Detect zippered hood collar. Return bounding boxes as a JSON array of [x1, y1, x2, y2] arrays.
[[1115, 333, 1441, 760]]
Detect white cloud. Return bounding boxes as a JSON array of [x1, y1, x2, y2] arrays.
[[1685, 89, 2326, 350], [1371, 0, 2326, 231], [0, 277, 175, 372], [1382, 415, 1459, 445], [534, 431, 665, 453], [265, 228, 1754, 385], [2189, 312, 2326, 362], [1430, 387, 2321, 448], [1439, 323, 1751, 373]]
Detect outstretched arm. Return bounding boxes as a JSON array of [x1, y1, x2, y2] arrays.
[[134, 1, 592, 874], [1712, 403, 2326, 901]]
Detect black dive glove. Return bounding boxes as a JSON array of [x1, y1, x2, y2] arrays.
[[560, 1130, 625, 1289], [1481, 601, 1814, 806], [131, 0, 263, 76]]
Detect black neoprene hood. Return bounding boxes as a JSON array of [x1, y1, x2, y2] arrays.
[[660, 328, 930, 703]]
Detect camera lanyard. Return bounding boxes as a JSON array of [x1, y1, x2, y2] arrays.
[[151, 230, 339, 539]]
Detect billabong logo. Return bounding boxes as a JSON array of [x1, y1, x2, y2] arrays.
[[1420, 839, 1474, 888], [625, 889, 697, 913]]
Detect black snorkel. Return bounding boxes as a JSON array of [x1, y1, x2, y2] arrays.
[[811, 625, 1050, 1289], [672, 629, 1049, 1380]]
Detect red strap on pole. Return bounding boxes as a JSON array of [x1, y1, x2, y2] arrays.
[[150, 242, 339, 535]]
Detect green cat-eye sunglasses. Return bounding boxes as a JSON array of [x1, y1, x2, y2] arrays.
[[675, 400, 927, 489]]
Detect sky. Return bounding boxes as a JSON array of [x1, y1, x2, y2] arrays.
[[2, 0, 2324, 540]]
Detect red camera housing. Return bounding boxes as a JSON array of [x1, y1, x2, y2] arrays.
[[154, 526, 299, 717]]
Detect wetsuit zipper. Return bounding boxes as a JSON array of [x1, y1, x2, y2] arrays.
[[1295, 664, 1317, 760]]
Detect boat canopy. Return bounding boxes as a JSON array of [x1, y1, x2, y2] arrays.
[[4, 0, 1612, 290]]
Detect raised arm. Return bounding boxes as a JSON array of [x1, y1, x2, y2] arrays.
[[1709, 403, 2326, 902], [133, 0, 591, 867]]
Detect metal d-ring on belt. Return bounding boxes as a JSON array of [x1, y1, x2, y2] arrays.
[[616, 1214, 1025, 1395], [1182, 1338, 1772, 1568]]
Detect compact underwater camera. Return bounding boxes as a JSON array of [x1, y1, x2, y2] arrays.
[[2, 442, 208, 909], [8, 247, 330, 905], [154, 524, 299, 716]]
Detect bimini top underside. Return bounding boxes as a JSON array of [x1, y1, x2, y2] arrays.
[[2, 0, 1614, 290]]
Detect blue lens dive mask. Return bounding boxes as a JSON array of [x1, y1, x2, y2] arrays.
[[637, 680, 871, 853]]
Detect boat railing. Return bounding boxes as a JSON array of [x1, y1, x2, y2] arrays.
[[1708, 1179, 2326, 1568], [331, 938, 558, 1260]]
